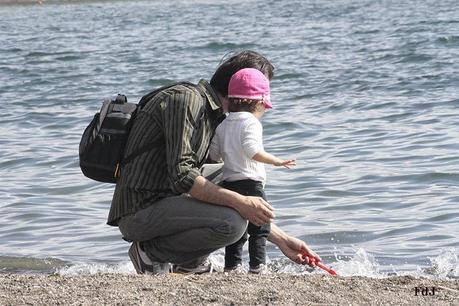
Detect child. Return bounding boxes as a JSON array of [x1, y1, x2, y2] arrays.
[[209, 68, 296, 274]]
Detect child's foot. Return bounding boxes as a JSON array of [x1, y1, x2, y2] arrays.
[[248, 263, 269, 274], [224, 264, 245, 273]]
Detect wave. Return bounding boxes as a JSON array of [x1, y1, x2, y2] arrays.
[[0, 256, 67, 273], [4, 248, 456, 280]]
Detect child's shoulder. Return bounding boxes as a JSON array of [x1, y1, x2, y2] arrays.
[[244, 113, 262, 126], [220, 112, 261, 128]]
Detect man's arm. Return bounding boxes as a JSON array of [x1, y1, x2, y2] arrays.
[[268, 223, 321, 266], [189, 175, 274, 226], [161, 89, 208, 194], [190, 176, 320, 266]]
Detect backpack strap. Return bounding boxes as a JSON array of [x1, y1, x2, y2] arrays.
[[138, 81, 195, 109], [120, 82, 205, 167], [97, 99, 112, 130]]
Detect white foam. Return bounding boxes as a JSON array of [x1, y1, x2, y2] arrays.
[[208, 253, 225, 272], [332, 248, 382, 278], [57, 253, 226, 276], [54, 248, 458, 279], [426, 248, 459, 279], [57, 261, 135, 276]]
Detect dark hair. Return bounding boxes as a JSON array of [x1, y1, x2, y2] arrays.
[[210, 50, 274, 97], [227, 98, 262, 113]]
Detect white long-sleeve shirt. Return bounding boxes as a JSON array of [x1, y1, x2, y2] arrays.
[[209, 112, 266, 184]]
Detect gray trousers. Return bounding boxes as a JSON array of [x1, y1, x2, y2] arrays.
[[118, 164, 247, 266]]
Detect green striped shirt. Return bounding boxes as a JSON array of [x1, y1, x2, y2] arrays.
[[107, 80, 224, 226]]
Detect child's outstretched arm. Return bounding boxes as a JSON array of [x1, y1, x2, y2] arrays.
[[252, 151, 296, 168]]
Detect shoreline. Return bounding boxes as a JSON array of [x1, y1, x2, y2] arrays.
[[1, 273, 458, 305]]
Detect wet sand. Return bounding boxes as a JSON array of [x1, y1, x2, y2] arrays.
[[1, 273, 458, 305]]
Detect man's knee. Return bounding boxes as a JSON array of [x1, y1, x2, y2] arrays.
[[217, 209, 247, 245]]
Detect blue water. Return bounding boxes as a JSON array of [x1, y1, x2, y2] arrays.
[[1, 0, 458, 278]]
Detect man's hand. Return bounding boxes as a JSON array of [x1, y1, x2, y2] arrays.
[[280, 235, 321, 266], [189, 176, 274, 226], [268, 224, 321, 267], [235, 196, 274, 226]]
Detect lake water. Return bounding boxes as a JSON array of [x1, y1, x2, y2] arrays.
[[1, 0, 458, 278]]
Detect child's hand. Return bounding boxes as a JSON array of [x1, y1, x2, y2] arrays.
[[274, 159, 296, 169]]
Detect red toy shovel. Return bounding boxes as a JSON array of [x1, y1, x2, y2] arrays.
[[306, 255, 338, 276], [316, 261, 338, 276]]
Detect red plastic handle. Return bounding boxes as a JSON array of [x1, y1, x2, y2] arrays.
[[316, 261, 338, 276], [306, 255, 338, 276]]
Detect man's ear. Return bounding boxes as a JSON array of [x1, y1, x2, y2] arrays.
[[220, 95, 230, 113]]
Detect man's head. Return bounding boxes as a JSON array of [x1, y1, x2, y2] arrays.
[[210, 50, 274, 97]]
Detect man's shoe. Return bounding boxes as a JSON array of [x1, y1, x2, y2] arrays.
[[248, 263, 269, 274], [128, 242, 170, 275], [172, 259, 213, 274], [224, 263, 245, 274]]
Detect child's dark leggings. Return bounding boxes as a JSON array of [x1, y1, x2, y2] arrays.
[[221, 179, 271, 269]]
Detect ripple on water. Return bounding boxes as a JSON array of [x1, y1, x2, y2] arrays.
[[0, 0, 458, 277]]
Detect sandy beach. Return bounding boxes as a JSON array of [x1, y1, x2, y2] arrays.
[[1, 273, 458, 305]]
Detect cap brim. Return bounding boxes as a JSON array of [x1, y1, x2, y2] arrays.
[[263, 100, 273, 109]]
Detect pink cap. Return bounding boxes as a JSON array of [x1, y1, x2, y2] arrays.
[[228, 68, 272, 109]]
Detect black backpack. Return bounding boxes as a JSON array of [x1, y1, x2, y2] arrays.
[[79, 82, 195, 183]]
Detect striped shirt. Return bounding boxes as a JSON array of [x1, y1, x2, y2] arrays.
[[107, 80, 224, 226]]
